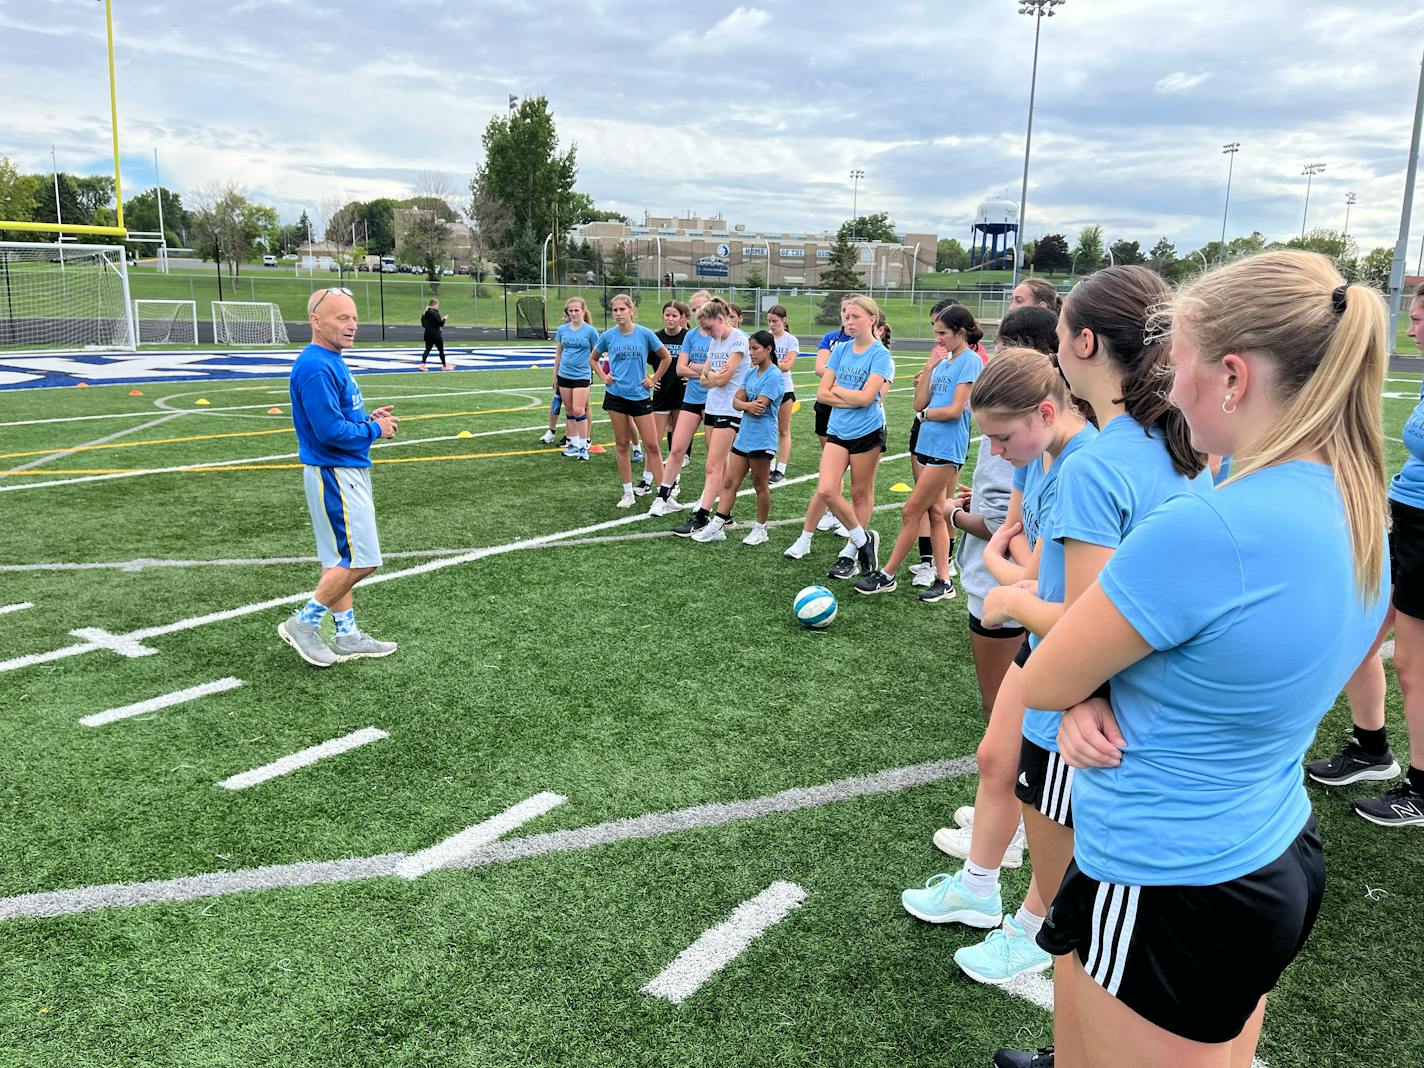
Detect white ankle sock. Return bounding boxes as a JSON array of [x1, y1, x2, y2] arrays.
[[1014, 904, 1045, 939], [961, 860, 1000, 898], [622, 482, 633, 494], [846, 525, 867, 548]]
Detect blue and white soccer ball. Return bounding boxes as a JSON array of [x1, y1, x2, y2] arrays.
[[794, 584, 838, 629]]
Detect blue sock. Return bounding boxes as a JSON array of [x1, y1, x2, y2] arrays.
[[333, 609, 356, 636], [298, 599, 328, 625]]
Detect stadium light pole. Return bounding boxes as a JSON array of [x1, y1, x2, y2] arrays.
[[1219, 142, 1240, 262], [154, 147, 168, 273], [1300, 162, 1326, 237], [850, 170, 865, 240], [1013, 0, 1065, 290], [1387, 45, 1424, 351], [1343, 192, 1357, 241], [51, 145, 64, 272]]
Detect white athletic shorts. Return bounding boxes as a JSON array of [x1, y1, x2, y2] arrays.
[[303, 464, 383, 569]]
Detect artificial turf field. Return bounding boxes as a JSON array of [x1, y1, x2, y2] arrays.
[[0, 355, 1421, 1067]]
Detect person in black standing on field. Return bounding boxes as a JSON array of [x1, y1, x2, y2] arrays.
[[420, 299, 449, 371]]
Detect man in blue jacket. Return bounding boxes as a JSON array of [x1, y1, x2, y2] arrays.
[[278, 287, 400, 667]]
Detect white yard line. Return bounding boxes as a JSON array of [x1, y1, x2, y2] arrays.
[[642, 881, 807, 1004], [0, 756, 975, 922], [8, 412, 188, 472], [0, 460, 901, 675], [394, 792, 567, 879], [216, 727, 388, 791], [0, 601, 34, 616], [79, 677, 244, 728]]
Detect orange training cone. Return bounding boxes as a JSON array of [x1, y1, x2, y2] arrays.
[[128, 389, 143, 396], [267, 407, 283, 414], [74, 381, 89, 388], [588, 444, 607, 454]]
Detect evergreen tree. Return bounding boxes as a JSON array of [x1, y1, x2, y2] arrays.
[[817, 231, 861, 325]]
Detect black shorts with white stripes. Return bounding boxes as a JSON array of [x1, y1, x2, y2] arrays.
[[1014, 737, 1074, 827], [1037, 816, 1324, 1044]]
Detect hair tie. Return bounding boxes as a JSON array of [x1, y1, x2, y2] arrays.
[[1331, 285, 1348, 314]]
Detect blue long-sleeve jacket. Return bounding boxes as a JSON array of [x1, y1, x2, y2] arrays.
[[289, 343, 379, 467]]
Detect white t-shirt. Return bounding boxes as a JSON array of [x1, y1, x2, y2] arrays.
[[773, 331, 799, 394], [703, 328, 750, 416]]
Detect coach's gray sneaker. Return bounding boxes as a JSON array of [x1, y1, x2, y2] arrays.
[[330, 630, 399, 661], [278, 617, 338, 668]]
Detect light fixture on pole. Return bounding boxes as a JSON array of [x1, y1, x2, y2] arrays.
[[1219, 142, 1240, 262], [850, 169, 865, 241], [1300, 162, 1326, 237], [1013, 0, 1065, 289], [1387, 46, 1423, 349], [1343, 192, 1357, 240]]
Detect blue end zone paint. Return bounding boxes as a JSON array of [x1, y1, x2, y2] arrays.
[[0, 346, 557, 391]]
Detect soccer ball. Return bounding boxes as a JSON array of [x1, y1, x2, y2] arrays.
[[794, 585, 837, 629]]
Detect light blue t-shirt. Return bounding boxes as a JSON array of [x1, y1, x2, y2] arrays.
[[915, 350, 981, 464], [1077, 462, 1388, 886], [1390, 386, 1424, 509], [732, 365, 784, 454], [681, 327, 712, 405], [555, 322, 599, 380], [594, 324, 663, 401], [1022, 415, 1209, 751], [1012, 423, 1098, 556], [825, 339, 894, 440]]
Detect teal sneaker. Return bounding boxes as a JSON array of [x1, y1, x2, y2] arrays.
[[900, 869, 1003, 928], [954, 914, 1052, 985]]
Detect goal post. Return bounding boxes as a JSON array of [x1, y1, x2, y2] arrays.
[[133, 299, 198, 346], [0, 241, 136, 352], [211, 301, 289, 346]]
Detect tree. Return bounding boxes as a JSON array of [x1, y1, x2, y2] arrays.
[[567, 191, 626, 226], [0, 155, 38, 233], [1031, 233, 1071, 273], [362, 198, 397, 256], [190, 181, 276, 278], [1226, 231, 1266, 259], [470, 95, 578, 273], [838, 211, 897, 244], [1072, 225, 1105, 274], [73, 176, 115, 222], [816, 231, 861, 324], [1358, 247, 1393, 291], [123, 186, 190, 247], [936, 237, 969, 272], [744, 268, 766, 290], [398, 172, 457, 282], [1148, 237, 1177, 276], [468, 178, 514, 279], [1283, 228, 1357, 264], [1109, 239, 1145, 266]]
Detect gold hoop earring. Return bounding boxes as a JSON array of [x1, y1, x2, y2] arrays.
[[1221, 393, 1237, 415]]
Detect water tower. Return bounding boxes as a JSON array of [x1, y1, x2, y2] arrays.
[[971, 198, 1019, 268]]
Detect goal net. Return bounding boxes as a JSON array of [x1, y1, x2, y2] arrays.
[[0, 241, 135, 352], [133, 299, 198, 346], [515, 294, 548, 339], [212, 301, 288, 346]]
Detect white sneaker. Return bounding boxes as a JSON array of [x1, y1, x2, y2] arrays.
[[742, 523, 769, 546], [680, 454, 690, 469], [783, 536, 812, 560], [833, 525, 851, 539], [816, 511, 840, 532], [954, 805, 975, 828], [911, 563, 935, 588], [648, 497, 670, 517], [947, 559, 958, 578], [692, 519, 726, 543], [932, 821, 1026, 867], [616, 490, 636, 509], [539, 429, 556, 445], [659, 494, 685, 514]]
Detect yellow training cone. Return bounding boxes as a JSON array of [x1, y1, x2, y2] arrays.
[[791, 400, 802, 413], [457, 430, 473, 438], [196, 398, 210, 406], [890, 482, 912, 493]]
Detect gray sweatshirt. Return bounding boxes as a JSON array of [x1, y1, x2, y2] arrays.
[[956, 436, 1016, 619]]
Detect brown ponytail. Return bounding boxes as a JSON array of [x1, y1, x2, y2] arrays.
[[1063, 265, 1204, 478]]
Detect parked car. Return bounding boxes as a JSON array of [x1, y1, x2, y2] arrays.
[[262, 254, 278, 267]]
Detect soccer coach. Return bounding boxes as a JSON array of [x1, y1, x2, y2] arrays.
[[277, 287, 400, 668]]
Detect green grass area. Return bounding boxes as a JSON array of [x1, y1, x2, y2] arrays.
[[0, 369, 1422, 1066]]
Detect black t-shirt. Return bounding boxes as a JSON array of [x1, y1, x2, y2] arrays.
[[421, 308, 445, 335], [654, 328, 687, 371]]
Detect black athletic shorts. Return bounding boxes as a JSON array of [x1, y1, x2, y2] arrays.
[[651, 374, 686, 414], [814, 400, 832, 438], [680, 400, 706, 416], [1013, 636, 1033, 667], [968, 611, 1026, 640], [704, 413, 741, 430], [782, 390, 796, 403], [603, 392, 653, 417], [914, 452, 959, 468], [556, 374, 591, 390], [1015, 737, 1074, 827], [825, 426, 887, 456], [1038, 817, 1324, 1044], [909, 415, 922, 454], [1390, 498, 1424, 619], [732, 446, 775, 460]]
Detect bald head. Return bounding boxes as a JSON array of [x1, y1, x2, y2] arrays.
[[308, 288, 358, 352]]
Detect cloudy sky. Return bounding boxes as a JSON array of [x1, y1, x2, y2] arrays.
[[3, 0, 1422, 255]]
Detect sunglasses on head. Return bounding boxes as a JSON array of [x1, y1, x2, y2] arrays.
[[312, 287, 354, 310]]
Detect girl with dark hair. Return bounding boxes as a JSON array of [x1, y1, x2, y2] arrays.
[[651, 299, 691, 456], [996, 305, 1060, 356], [856, 304, 982, 602], [767, 305, 799, 483], [1011, 277, 1062, 313], [671, 299, 748, 537], [692, 330, 783, 545]]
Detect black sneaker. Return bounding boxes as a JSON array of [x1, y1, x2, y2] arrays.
[[557, 435, 569, 447], [769, 470, 785, 485], [672, 514, 708, 538], [993, 1049, 1053, 1068], [855, 529, 880, 577], [1306, 736, 1401, 787], [827, 554, 857, 580], [918, 578, 956, 603], [633, 477, 654, 497], [1351, 780, 1424, 827], [854, 570, 897, 595]]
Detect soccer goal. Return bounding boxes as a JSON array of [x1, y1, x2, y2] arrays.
[[515, 294, 548, 339], [133, 299, 198, 346], [0, 241, 136, 352], [212, 301, 288, 346]]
